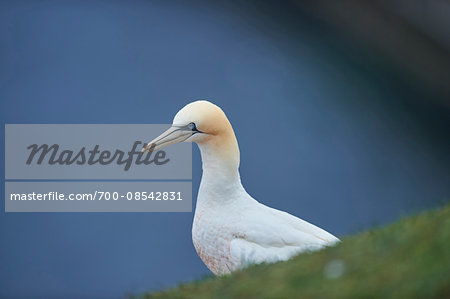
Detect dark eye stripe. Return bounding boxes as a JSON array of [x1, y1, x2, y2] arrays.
[[189, 122, 201, 132], [173, 122, 203, 133]]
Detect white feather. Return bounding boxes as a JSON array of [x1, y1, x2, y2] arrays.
[[164, 100, 340, 275]]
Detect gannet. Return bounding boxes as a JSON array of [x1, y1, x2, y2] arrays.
[[144, 100, 340, 275]]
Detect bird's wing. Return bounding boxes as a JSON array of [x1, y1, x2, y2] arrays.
[[229, 203, 339, 268]]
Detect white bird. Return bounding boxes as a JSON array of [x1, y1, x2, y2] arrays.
[[144, 100, 340, 275]]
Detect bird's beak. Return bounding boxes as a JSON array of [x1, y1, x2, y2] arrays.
[[142, 125, 194, 153]]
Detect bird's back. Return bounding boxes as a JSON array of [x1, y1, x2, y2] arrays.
[[192, 194, 339, 275]]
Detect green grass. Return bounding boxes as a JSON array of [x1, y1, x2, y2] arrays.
[[139, 204, 450, 299]]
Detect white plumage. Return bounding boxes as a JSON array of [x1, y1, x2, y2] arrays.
[[145, 100, 339, 275]]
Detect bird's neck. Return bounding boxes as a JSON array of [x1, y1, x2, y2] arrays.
[[196, 130, 247, 209]]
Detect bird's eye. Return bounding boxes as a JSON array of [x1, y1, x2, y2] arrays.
[[188, 122, 197, 131]]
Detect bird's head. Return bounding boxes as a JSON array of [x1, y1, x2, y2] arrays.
[[142, 100, 236, 153]]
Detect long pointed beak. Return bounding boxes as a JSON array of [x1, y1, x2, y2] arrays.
[[142, 125, 194, 153]]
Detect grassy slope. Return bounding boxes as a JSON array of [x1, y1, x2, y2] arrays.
[[140, 204, 450, 299]]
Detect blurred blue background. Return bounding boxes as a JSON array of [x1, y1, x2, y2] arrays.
[[1, 0, 449, 298]]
